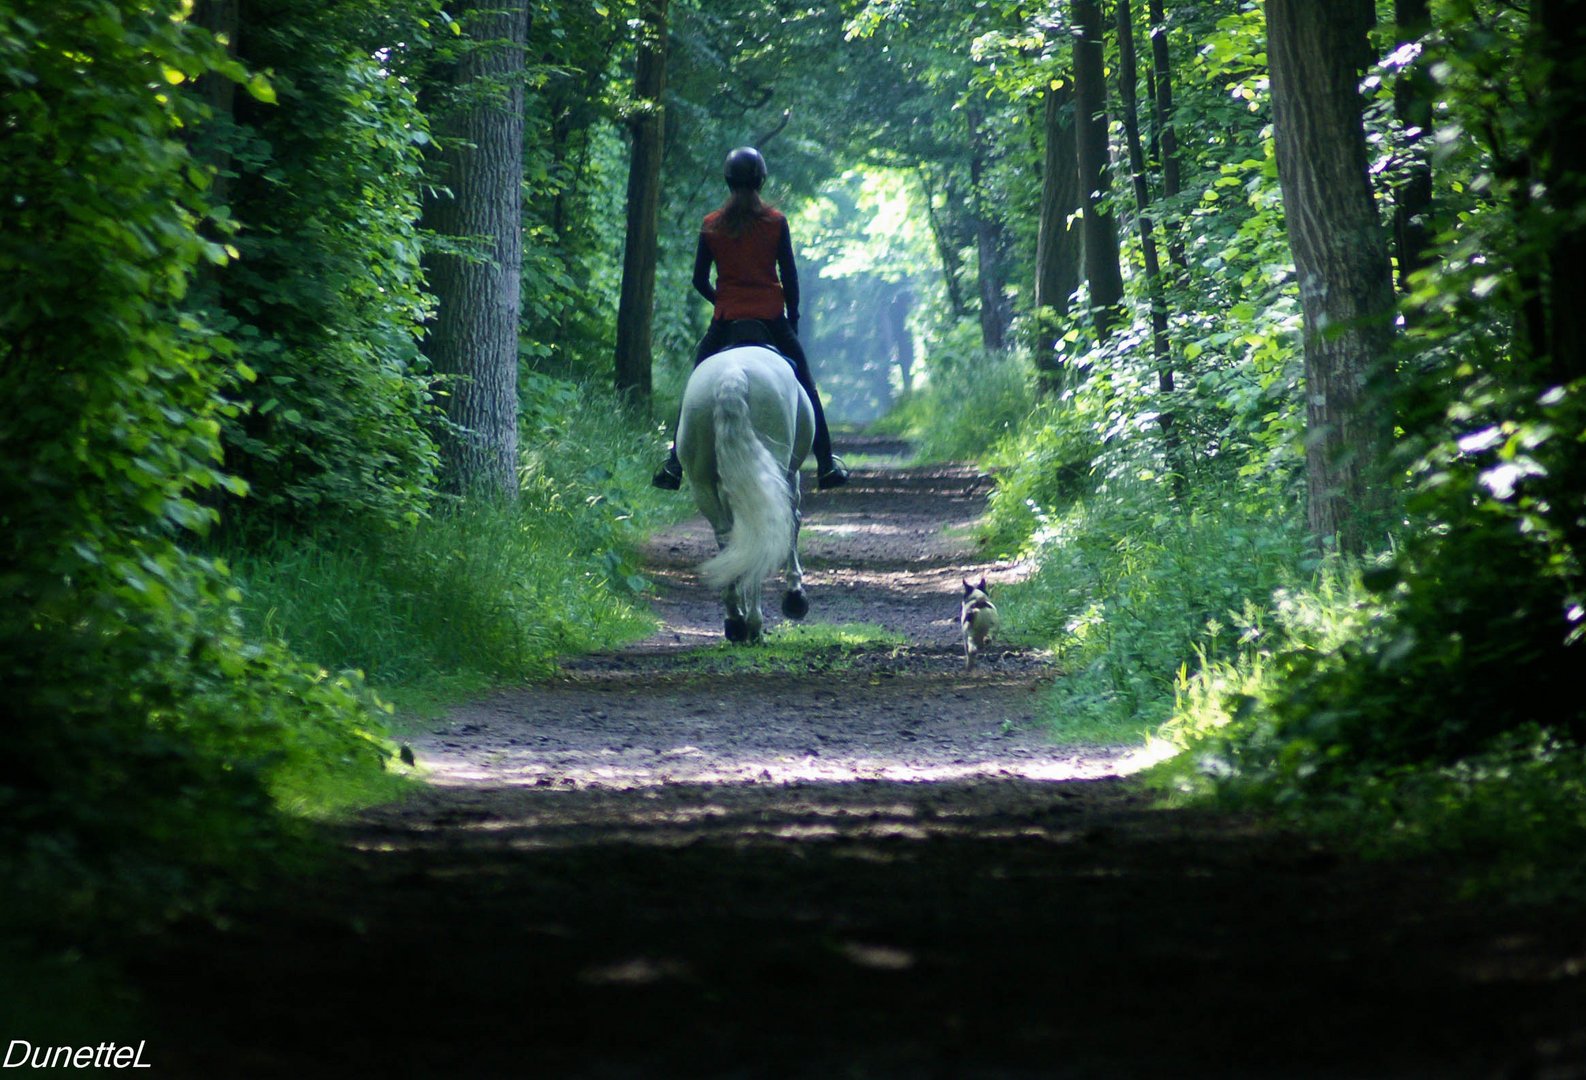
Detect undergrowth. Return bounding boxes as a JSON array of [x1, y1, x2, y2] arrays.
[[889, 322, 1586, 904], [223, 374, 676, 722], [998, 484, 1309, 744], [868, 327, 1035, 463]]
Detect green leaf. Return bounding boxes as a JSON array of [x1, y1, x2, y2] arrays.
[[246, 73, 277, 104]]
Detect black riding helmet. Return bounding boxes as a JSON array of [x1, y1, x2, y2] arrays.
[[723, 146, 767, 191]]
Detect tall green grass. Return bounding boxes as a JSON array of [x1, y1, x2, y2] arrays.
[[221, 375, 678, 727], [869, 326, 1036, 463], [999, 482, 1310, 744], [233, 500, 652, 690], [1145, 563, 1586, 903]]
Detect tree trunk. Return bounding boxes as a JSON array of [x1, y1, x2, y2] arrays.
[[1392, 0, 1434, 297], [420, 0, 528, 500], [1267, 0, 1398, 555], [917, 167, 970, 321], [1116, 0, 1182, 488], [967, 105, 1012, 351], [886, 287, 915, 392], [1072, 0, 1125, 338], [1536, 0, 1586, 385], [613, 0, 669, 405], [1147, 0, 1186, 272], [1034, 82, 1082, 388]]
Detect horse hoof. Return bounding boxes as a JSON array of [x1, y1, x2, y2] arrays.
[[781, 589, 809, 620], [724, 616, 750, 643]]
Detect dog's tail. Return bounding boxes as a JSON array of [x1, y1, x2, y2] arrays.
[[699, 365, 794, 595]]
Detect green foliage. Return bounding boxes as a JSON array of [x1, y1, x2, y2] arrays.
[[1156, 0, 1586, 788], [793, 167, 941, 422], [1002, 479, 1309, 742], [200, 0, 442, 531], [519, 1, 632, 378], [0, 0, 399, 942], [1092, 5, 1586, 912], [1156, 587, 1586, 902], [225, 375, 671, 695], [873, 327, 1036, 463]]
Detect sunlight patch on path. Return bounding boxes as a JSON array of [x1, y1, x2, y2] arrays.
[[411, 738, 1161, 790]]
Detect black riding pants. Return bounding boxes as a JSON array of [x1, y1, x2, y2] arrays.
[[693, 316, 833, 466]]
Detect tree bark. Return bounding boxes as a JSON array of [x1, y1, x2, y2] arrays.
[[420, 0, 528, 500], [967, 105, 1012, 351], [1116, 0, 1181, 485], [1147, 0, 1186, 272], [1267, 0, 1398, 555], [1536, 0, 1586, 384], [1392, 0, 1434, 297], [1072, 0, 1125, 338], [886, 287, 915, 392], [917, 167, 970, 321], [613, 0, 669, 405], [1034, 82, 1081, 388]]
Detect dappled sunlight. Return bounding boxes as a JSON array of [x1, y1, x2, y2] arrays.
[[803, 520, 941, 538], [412, 738, 1144, 792], [348, 769, 1135, 859]]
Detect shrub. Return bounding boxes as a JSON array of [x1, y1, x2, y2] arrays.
[[871, 324, 1036, 463]]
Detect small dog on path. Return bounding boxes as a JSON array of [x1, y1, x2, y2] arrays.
[[960, 576, 999, 671]]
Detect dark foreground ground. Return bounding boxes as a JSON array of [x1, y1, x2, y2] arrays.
[[129, 441, 1586, 1078]]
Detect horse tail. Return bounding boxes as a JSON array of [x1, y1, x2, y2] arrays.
[[699, 364, 794, 594]]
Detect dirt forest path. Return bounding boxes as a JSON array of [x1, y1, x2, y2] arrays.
[[137, 438, 1586, 1079]]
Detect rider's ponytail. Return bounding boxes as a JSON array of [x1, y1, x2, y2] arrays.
[[712, 187, 774, 239]]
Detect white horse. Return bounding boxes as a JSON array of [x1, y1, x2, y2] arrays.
[[676, 345, 814, 643]]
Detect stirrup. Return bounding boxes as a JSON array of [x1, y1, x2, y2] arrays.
[[652, 458, 682, 490], [817, 456, 850, 490]]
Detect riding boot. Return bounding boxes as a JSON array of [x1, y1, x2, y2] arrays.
[[652, 445, 683, 489], [817, 453, 850, 490]]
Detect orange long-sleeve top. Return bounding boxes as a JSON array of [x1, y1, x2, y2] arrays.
[[692, 208, 801, 325]]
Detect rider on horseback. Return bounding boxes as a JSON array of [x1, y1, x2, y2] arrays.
[[653, 147, 849, 491]]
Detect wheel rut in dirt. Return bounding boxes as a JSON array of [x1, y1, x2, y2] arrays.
[[133, 436, 1586, 1079]]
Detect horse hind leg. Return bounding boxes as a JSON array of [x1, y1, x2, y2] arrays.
[[720, 576, 766, 645], [745, 587, 765, 643], [780, 476, 809, 620], [707, 522, 752, 642], [723, 582, 751, 642], [781, 585, 809, 620]]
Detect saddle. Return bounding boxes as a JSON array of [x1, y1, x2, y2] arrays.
[[707, 320, 796, 370]]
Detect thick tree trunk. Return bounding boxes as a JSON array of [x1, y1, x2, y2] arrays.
[[420, 0, 528, 500], [1072, 0, 1125, 338], [1147, 0, 1185, 272], [967, 106, 1012, 351], [1267, 0, 1398, 555], [613, 0, 669, 405], [1536, 0, 1586, 384], [1034, 83, 1081, 388], [1116, 0, 1181, 486], [1392, 0, 1434, 297]]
